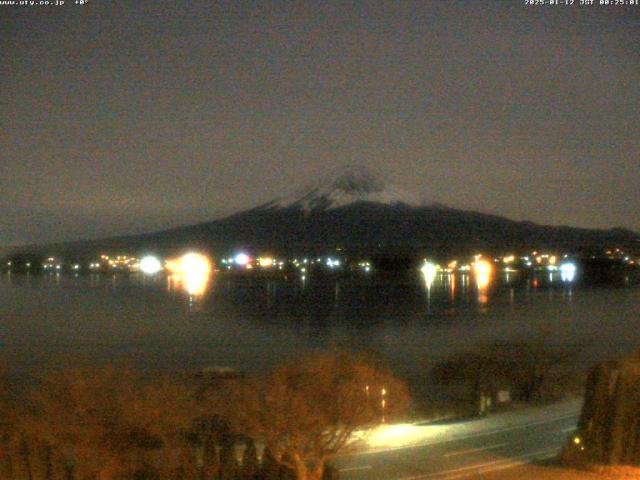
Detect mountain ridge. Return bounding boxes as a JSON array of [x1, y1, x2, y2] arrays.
[[4, 166, 639, 257]]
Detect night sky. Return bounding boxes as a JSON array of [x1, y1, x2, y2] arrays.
[[2, 1, 639, 246]]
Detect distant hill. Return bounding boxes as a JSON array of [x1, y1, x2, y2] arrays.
[[7, 166, 640, 258]]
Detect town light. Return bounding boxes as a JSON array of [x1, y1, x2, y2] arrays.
[[258, 256, 274, 267], [166, 252, 212, 296], [472, 259, 493, 290], [326, 258, 341, 268], [140, 255, 163, 275], [234, 253, 250, 266], [180, 253, 212, 295], [560, 262, 577, 282], [421, 261, 438, 289]]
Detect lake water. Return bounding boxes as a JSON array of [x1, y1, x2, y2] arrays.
[[1, 270, 639, 393]]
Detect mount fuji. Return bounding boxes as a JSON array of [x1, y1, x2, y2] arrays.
[[267, 165, 421, 211], [11, 165, 640, 257]]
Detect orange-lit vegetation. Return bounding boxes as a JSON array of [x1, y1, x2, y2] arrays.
[[1, 367, 206, 480], [215, 350, 410, 480], [0, 351, 409, 480]]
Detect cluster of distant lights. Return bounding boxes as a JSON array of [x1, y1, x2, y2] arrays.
[[0, 249, 597, 303], [358, 261, 372, 273], [24, 252, 354, 276], [421, 258, 494, 289], [218, 254, 351, 274], [420, 253, 579, 286], [7, 247, 639, 286], [602, 248, 636, 268], [87, 251, 583, 289], [221, 254, 284, 271], [36, 253, 214, 297], [42, 257, 62, 271]]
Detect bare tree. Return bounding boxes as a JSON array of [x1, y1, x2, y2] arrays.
[[0, 365, 28, 479], [431, 331, 578, 407], [20, 366, 202, 480], [215, 350, 410, 480]]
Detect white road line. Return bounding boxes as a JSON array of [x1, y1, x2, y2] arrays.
[[561, 426, 576, 433], [443, 442, 509, 458], [339, 465, 373, 472], [398, 447, 560, 480]]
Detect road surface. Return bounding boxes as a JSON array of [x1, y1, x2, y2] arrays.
[[334, 398, 582, 480]]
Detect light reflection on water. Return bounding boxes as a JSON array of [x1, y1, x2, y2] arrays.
[[0, 271, 639, 385]]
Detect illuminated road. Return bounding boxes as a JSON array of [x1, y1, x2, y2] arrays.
[[334, 398, 582, 480]]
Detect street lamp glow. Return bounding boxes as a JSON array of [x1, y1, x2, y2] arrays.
[[326, 258, 341, 268], [180, 253, 212, 295], [140, 256, 163, 275], [421, 261, 438, 289], [560, 262, 577, 282], [234, 253, 250, 266], [166, 252, 212, 296], [472, 259, 493, 290], [258, 256, 274, 267]]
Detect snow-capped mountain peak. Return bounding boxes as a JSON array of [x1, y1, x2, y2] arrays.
[[273, 165, 421, 211]]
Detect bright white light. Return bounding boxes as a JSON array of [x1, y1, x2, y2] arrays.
[[166, 253, 212, 296], [363, 422, 452, 450], [327, 258, 340, 268], [421, 261, 438, 289], [140, 256, 163, 275], [234, 253, 250, 266], [181, 253, 212, 296], [472, 259, 493, 290], [258, 256, 274, 267], [560, 262, 577, 282], [181, 253, 211, 274]]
